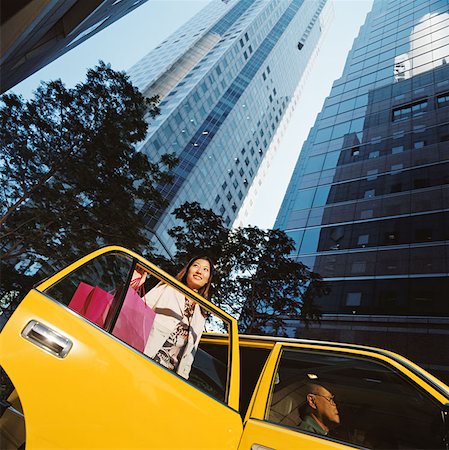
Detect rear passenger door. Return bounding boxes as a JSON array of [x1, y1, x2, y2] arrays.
[[0, 247, 242, 449], [238, 343, 449, 450]]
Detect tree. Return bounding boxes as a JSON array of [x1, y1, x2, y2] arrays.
[[0, 61, 177, 312], [168, 202, 329, 335]]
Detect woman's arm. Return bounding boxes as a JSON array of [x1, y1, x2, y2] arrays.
[[142, 284, 166, 308]]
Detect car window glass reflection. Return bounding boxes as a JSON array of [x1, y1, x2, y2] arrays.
[[267, 348, 446, 449]]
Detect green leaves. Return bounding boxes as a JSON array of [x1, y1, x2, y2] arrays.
[[168, 202, 329, 336], [0, 61, 173, 308]]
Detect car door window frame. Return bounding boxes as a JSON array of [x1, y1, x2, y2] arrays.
[[36, 246, 241, 411], [246, 342, 449, 448]]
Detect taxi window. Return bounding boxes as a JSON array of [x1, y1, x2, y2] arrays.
[[44, 253, 232, 405], [44, 251, 133, 330], [266, 348, 446, 449]]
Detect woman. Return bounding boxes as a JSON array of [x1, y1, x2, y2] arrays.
[[143, 256, 214, 379]]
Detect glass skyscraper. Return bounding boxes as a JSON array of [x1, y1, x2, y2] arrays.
[[127, 0, 332, 256], [276, 0, 449, 381]]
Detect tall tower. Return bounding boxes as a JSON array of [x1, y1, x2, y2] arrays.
[[127, 0, 333, 257], [275, 0, 449, 382]]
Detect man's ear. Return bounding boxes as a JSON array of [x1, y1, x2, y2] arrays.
[[306, 393, 317, 409]]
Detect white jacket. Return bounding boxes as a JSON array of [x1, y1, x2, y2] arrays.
[[143, 283, 206, 379]]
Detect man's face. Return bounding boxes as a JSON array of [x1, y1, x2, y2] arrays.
[[309, 386, 340, 428]]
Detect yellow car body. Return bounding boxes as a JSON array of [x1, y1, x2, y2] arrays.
[[1, 246, 448, 449]]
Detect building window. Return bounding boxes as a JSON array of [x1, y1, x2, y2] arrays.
[[239, 168, 244, 177], [215, 195, 220, 204], [238, 190, 243, 200], [436, 92, 449, 108], [174, 112, 182, 124], [391, 163, 403, 173], [351, 147, 360, 157], [392, 99, 428, 121], [231, 203, 237, 212], [229, 169, 234, 178], [364, 189, 375, 199], [357, 234, 369, 247], [391, 145, 404, 154], [346, 292, 361, 306], [413, 140, 425, 149], [222, 181, 227, 190], [368, 150, 379, 159], [351, 261, 366, 274], [360, 209, 373, 219], [226, 192, 232, 201], [233, 179, 238, 189], [245, 157, 250, 166], [219, 205, 225, 215], [225, 216, 231, 226], [413, 124, 426, 133]]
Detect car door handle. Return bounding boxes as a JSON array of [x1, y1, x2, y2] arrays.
[[251, 445, 275, 450], [21, 320, 72, 358]]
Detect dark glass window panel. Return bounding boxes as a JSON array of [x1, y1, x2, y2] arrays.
[[267, 348, 446, 449], [300, 228, 321, 254], [392, 98, 428, 121], [304, 154, 325, 174], [313, 186, 331, 207], [294, 189, 315, 210], [436, 92, 449, 107]]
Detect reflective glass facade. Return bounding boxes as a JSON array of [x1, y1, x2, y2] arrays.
[[127, 0, 332, 256], [275, 0, 449, 381]]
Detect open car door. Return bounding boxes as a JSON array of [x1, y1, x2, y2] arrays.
[[0, 246, 243, 449]]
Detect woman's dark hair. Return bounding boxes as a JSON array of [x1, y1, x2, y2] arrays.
[[175, 256, 214, 300]]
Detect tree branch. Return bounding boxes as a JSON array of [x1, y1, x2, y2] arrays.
[[0, 166, 58, 227]]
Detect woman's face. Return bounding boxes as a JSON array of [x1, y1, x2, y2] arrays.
[[185, 259, 211, 291]]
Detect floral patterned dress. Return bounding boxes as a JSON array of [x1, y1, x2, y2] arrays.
[[153, 298, 196, 372]]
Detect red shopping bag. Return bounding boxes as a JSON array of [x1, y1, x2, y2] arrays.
[[112, 287, 155, 352], [68, 282, 114, 327]]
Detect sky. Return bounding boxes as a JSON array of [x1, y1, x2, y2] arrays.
[[10, 0, 374, 229]]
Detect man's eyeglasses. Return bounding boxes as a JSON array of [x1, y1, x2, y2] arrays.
[[310, 393, 336, 405]]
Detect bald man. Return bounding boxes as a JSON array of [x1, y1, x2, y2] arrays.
[[298, 383, 340, 436]]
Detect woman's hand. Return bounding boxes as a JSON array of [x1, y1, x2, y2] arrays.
[[130, 270, 147, 289]]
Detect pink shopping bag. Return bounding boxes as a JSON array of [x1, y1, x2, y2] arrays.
[[112, 287, 155, 352], [68, 282, 114, 327]]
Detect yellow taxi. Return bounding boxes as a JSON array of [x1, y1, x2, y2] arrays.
[[1, 246, 448, 449]]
